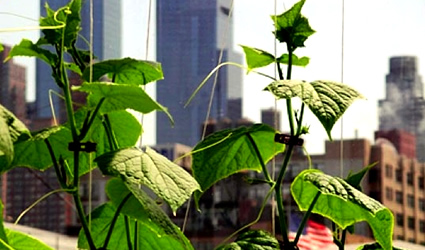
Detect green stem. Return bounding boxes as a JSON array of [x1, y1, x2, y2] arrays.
[[103, 114, 119, 150], [44, 139, 66, 188], [79, 98, 105, 140], [73, 192, 96, 250], [340, 229, 347, 250], [124, 216, 133, 250], [103, 193, 132, 249], [246, 132, 272, 182], [71, 43, 86, 73], [295, 104, 305, 136], [294, 192, 321, 244], [134, 221, 139, 250]]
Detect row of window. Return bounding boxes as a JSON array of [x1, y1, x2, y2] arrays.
[[384, 164, 425, 188], [385, 187, 425, 210], [396, 213, 425, 232]]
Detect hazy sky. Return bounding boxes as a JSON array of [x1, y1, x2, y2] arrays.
[[1, 0, 425, 154]]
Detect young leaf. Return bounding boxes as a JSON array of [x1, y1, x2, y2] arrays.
[[95, 147, 200, 213], [271, 0, 315, 49], [291, 169, 394, 250], [73, 82, 173, 124], [0, 105, 30, 170], [277, 53, 309, 67], [40, 0, 82, 47], [5, 39, 57, 64], [265, 80, 364, 140], [217, 230, 280, 250], [239, 45, 275, 72], [191, 124, 285, 205], [82, 58, 163, 85], [2, 229, 53, 250], [345, 162, 377, 191], [9, 126, 73, 172]]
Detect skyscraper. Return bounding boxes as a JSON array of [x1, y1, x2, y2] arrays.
[[156, 0, 242, 146], [378, 56, 425, 161], [35, 0, 122, 121]]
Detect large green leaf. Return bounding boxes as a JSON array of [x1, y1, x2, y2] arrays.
[[5, 39, 57, 64], [1, 229, 53, 250], [271, 0, 315, 48], [192, 124, 285, 204], [217, 230, 280, 250], [73, 109, 142, 176], [239, 45, 275, 72], [95, 147, 200, 212], [73, 82, 173, 123], [9, 126, 73, 172], [40, 0, 82, 47], [78, 179, 193, 250], [0, 105, 30, 171], [82, 58, 163, 85], [291, 169, 393, 250], [265, 80, 363, 139], [277, 53, 309, 67]]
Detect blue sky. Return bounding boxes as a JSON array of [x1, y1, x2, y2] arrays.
[[1, 0, 425, 153]]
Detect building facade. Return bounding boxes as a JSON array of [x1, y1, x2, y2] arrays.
[[156, 0, 243, 147], [379, 56, 425, 162]]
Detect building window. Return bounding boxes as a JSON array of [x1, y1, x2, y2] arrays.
[[408, 195, 415, 208], [419, 176, 425, 189], [408, 217, 415, 230], [408, 238, 416, 243], [420, 199, 425, 211], [407, 172, 414, 186], [396, 169, 403, 183], [385, 164, 393, 178], [396, 213, 404, 227], [385, 187, 393, 201], [420, 220, 425, 233], [396, 235, 405, 240], [395, 191, 403, 204]]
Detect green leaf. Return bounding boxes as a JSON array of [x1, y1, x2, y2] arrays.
[[40, 0, 82, 47], [271, 0, 315, 49], [82, 58, 163, 85], [239, 45, 275, 71], [73, 109, 142, 176], [277, 53, 309, 67], [0, 44, 3, 53], [0, 201, 8, 245], [5, 39, 57, 64], [0, 105, 30, 171], [2, 229, 53, 250], [9, 126, 73, 172], [95, 147, 200, 212], [64, 62, 82, 75], [217, 230, 280, 250], [346, 162, 377, 191], [192, 124, 284, 205], [291, 169, 394, 250], [265, 80, 364, 140], [356, 242, 405, 250], [79, 179, 193, 250], [73, 82, 173, 124]]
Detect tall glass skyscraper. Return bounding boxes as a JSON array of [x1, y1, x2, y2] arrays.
[[35, 0, 122, 120], [156, 0, 242, 146]]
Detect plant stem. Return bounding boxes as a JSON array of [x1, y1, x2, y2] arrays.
[[103, 114, 119, 150], [294, 192, 321, 244], [44, 139, 66, 188], [124, 216, 133, 250], [246, 132, 272, 182], [73, 191, 96, 250], [103, 193, 132, 249], [79, 97, 105, 140], [134, 221, 139, 250]]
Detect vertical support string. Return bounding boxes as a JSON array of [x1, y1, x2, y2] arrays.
[[339, 0, 345, 178], [88, 0, 94, 229]]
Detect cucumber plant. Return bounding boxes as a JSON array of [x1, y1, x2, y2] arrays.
[[188, 1, 395, 249], [0, 0, 395, 249]]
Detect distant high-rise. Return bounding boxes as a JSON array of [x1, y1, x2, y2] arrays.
[[35, 0, 122, 120], [261, 108, 281, 131], [378, 56, 425, 161], [156, 0, 243, 146]]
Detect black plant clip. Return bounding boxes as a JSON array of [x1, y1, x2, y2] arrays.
[[68, 141, 97, 152], [274, 133, 304, 146]]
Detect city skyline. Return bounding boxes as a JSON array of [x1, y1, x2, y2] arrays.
[[1, 1, 425, 153]]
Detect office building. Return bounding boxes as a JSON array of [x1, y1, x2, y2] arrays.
[[156, 0, 243, 147], [261, 108, 281, 131], [379, 56, 425, 161]]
